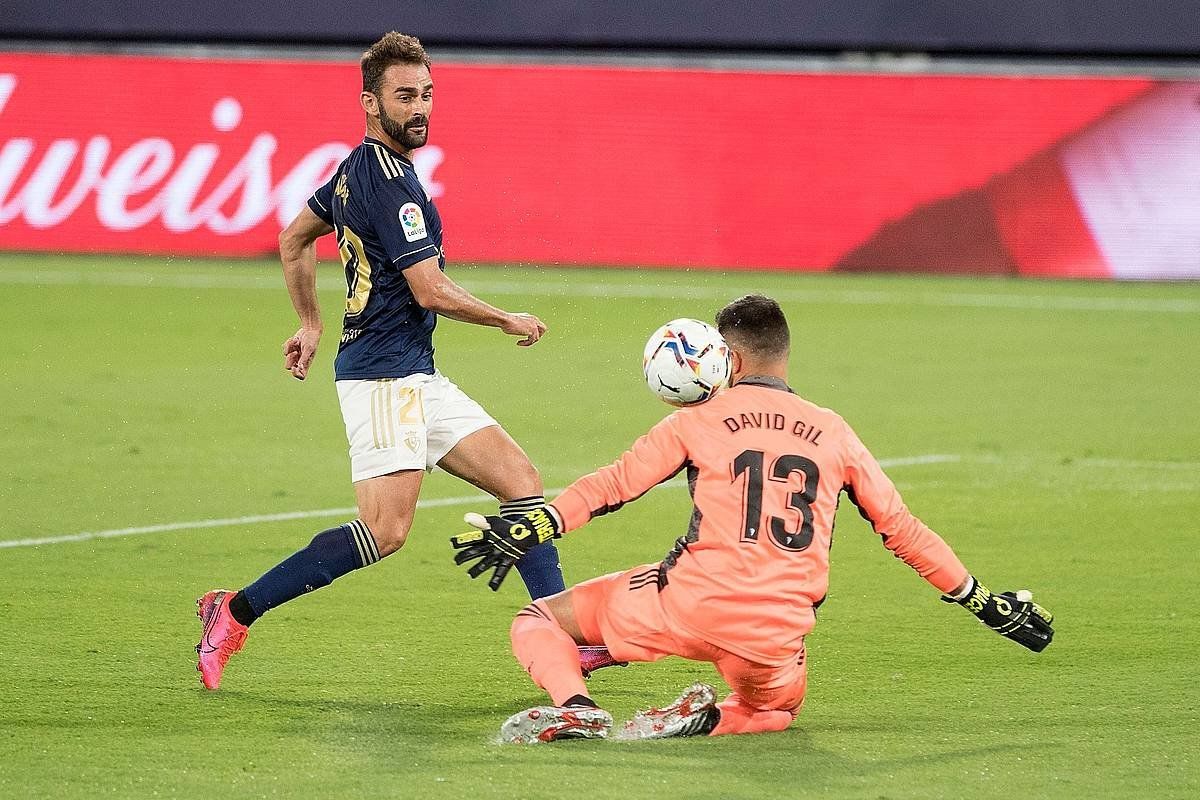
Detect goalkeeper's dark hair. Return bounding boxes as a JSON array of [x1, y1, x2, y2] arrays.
[[715, 294, 790, 360], [361, 32, 431, 95]]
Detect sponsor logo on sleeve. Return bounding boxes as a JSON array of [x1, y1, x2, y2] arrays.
[[399, 202, 427, 242]]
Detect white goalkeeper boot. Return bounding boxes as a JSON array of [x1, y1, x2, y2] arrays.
[[618, 682, 720, 740], [500, 705, 613, 744]]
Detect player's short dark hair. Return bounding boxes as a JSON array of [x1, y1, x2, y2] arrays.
[[715, 294, 790, 360], [361, 32, 431, 95]]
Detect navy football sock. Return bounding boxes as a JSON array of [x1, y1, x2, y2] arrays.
[[241, 520, 380, 619], [501, 496, 566, 600], [516, 541, 566, 599]]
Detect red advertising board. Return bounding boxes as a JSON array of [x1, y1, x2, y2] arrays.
[[1, 52, 1195, 278]]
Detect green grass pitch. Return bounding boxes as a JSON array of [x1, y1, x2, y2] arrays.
[[1, 253, 1197, 798]]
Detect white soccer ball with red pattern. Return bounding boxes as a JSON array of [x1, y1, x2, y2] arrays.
[[642, 318, 731, 407]]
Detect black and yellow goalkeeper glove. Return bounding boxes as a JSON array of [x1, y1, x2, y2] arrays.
[[944, 577, 1055, 652], [450, 507, 561, 591]]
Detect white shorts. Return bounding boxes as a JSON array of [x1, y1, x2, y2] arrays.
[[336, 372, 498, 482]]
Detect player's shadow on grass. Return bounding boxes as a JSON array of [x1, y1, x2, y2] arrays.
[[214, 688, 477, 709], [208, 689, 513, 729]]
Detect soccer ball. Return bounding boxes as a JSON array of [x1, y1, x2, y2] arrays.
[[642, 319, 731, 406]]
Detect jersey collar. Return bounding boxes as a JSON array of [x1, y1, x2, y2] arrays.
[[363, 136, 415, 166], [734, 375, 794, 393]]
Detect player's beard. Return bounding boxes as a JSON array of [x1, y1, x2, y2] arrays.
[[378, 105, 429, 150]]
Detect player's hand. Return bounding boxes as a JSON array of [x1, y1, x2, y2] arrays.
[[501, 312, 547, 347], [283, 326, 322, 380], [944, 577, 1055, 652], [450, 508, 561, 591]]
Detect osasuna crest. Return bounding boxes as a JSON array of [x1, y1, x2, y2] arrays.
[[399, 203, 427, 242]]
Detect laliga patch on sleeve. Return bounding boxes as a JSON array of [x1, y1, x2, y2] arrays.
[[399, 203, 427, 242]]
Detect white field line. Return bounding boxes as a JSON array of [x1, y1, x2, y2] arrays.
[[0, 455, 961, 550], [465, 281, 1200, 315], [1072, 457, 1200, 471], [964, 454, 1200, 471], [2, 269, 1197, 313]]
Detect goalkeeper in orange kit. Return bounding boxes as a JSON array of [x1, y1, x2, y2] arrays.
[[452, 294, 1054, 743]]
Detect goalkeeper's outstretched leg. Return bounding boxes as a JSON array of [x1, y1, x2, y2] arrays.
[[711, 694, 797, 736], [706, 642, 808, 736]]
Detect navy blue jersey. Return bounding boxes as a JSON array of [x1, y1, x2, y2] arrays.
[[307, 137, 445, 380]]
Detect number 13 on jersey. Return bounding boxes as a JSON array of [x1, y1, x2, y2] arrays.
[[733, 449, 820, 552]]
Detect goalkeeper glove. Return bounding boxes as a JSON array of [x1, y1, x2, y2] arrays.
[[944, 576, 1055, 652], [450, 507, 561, 591]]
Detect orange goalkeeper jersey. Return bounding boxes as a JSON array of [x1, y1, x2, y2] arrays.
[[551, 376, 969, 665]]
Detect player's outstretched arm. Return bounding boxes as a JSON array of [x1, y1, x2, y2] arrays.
[[943, 576, 1055, 652], [450, 508, 562, 591], [404, 259, 546, 346], [279, 206, 334, 380]]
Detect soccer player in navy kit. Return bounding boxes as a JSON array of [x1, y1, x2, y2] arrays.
[[196, 32, 618, 689]]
